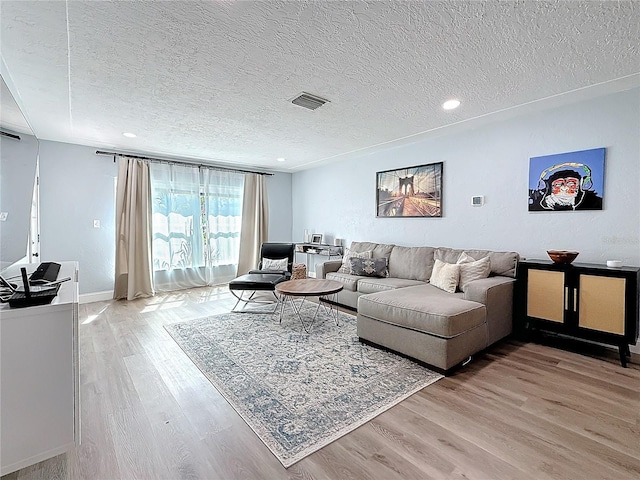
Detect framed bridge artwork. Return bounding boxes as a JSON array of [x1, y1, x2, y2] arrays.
[[376, 162, 443, 217]]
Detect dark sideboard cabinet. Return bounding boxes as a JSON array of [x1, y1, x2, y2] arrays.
[[515, 260, 640, 367]]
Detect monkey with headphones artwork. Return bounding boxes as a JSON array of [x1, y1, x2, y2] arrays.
[[528, 149, 605, 212]]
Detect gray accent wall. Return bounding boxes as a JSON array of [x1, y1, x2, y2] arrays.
[[37, 141, 292, 294], [38, 141, 118, 295], [266, 171, 293, 243], [292, 88, 640, 267], [0, 132, 38, 268]]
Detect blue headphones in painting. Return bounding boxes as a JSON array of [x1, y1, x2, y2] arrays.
[[537, 162, 593, 191]]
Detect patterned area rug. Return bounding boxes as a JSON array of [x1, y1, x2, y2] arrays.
[[164, 302, 442, 467]]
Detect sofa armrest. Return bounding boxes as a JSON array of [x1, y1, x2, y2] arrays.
[[316, 260, 342, 279], [463, 276, 515, 346]]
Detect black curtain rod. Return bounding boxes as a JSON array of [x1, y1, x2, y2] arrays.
[[1, 130, 21, 140], [96, 150, 273, 176]]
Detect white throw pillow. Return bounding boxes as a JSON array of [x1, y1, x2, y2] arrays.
[[262, 257, 288, 271], [456, 252, 476, 265], [456, 252, 491, 292], [429, 259, 460, 293], [337, 248, 373, 274]]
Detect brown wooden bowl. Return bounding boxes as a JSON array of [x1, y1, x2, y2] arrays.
[[547, 250, 579, 264]]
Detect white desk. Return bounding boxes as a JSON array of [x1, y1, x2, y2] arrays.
[[0, 261, 80, 476], [294, 243, 342, 277]]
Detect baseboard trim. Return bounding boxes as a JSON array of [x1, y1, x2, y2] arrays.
[[79, 291, 113, 304]]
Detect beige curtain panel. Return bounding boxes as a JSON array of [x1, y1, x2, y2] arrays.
[[236, 173, 269, 275], [113, 157, 154, 300]]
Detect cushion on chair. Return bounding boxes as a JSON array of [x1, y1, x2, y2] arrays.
[[258, 243, 295, 273], [262, 257, 288, 270], [229, 273, 288, 291]]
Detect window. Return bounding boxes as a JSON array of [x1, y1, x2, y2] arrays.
[[150, 163, 244, 289]]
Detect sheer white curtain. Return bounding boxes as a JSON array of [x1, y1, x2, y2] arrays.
[[113, 157, 154, 300], [150, 162, 244, 292]]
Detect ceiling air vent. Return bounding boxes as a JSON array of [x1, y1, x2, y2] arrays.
[[291, 92, 329, 110]]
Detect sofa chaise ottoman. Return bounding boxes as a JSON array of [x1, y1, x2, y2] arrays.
[[316, 241, 519, 374]]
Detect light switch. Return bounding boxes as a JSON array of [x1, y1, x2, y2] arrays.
[[0, 212, 7, 221], [93, 220, 100, 228]]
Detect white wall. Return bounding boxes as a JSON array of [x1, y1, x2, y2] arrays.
[[37, 140, 292, 295], [292, 88, 640, 266]]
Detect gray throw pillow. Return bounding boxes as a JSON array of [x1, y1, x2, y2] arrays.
[[337, 248, 372, 274], [349, 257, 389, 278]]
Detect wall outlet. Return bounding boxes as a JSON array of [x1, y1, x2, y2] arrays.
[[0, 212, 7, 221], [93, 220, 100, 228]]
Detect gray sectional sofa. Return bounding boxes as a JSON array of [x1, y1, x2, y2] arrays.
[[316, 241, 519, 374]]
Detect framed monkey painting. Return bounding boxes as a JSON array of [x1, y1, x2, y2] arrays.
[[528, 148, 605, 212]]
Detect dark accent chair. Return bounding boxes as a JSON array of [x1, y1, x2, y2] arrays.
[[228, 242, 295, 312], [248, 242, 295, 278]]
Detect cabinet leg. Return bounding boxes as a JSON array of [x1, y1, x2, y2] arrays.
[[618, 345, 628, 368], [518, 320, 533, 342], [623, 343, 631, 357]]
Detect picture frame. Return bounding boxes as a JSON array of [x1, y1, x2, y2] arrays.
[[376, 162, 443, 217], [310, 234, 323, 244], [528, 147, 605, 212]]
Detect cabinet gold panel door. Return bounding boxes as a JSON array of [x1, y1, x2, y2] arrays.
[[527, 269, 565, 323], [578, 274, 626, 334]]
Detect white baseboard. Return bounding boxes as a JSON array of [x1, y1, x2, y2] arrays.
[[630, 342, 640, 354], [79, 291, 113, 304]]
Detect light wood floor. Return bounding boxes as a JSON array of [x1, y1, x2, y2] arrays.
[[3, 286, 639, 480]]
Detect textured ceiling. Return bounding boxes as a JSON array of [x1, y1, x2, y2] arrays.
[[1, 1, 639, 172], [0, 75, 32, 135]]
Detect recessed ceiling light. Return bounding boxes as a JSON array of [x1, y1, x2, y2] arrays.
[[122, 132, 137, 138], [277, 157, 286, 162], [442, 99, 461, 110]]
